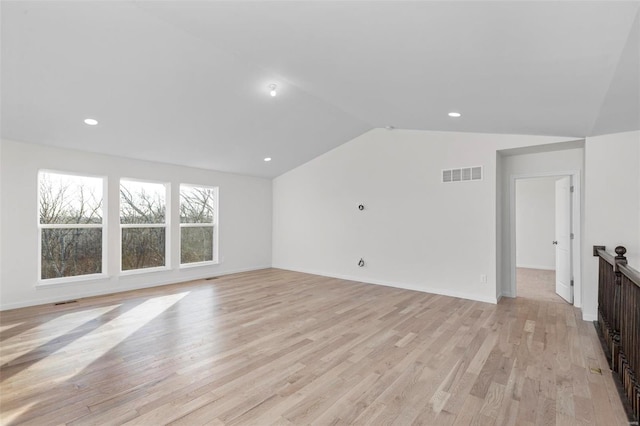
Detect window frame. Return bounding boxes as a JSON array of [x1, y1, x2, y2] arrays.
[[179, 184, 219, 268], [119, 178, 170, 274], [37, 169, 108, 286]]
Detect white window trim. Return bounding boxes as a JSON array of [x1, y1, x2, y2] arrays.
[[37, 170, 108, 285], [179, 184, 219, 267], [179, 224, 218, 268], [40, 223, 103, 229], [119, 265, 170, 276], [119, 178, 170, 273], [37, 272, 109, 287], [179, 258, 218, 269], [179, 223, 215, 228], [119, 225, 169, 273], [120, 223, 166, 228]]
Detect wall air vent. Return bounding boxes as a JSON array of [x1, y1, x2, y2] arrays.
[[442, 166, 483, 183]]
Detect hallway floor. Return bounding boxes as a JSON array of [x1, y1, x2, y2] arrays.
[[517, 268, 567, 304]]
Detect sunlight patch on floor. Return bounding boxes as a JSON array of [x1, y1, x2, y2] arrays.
[[0, 322, 23, 334], [0, 305, 120, 366], [3, 292, 189, 383], [0, 400, 37, 424]]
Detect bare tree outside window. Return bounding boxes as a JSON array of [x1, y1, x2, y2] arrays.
[[39, 172, 104, 280], [180, 185, 217, 264], [40, 175, 215, 277], [120, 180, 167, 271]]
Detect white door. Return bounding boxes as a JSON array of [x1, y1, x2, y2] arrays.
[[555, 176, 572, 303]]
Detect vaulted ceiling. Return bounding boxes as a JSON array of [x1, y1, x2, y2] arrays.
[[2, 1, 639, 177]]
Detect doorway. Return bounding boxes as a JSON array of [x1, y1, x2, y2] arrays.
[[509, 170, 582, 306], [515, 177, 564, 303]]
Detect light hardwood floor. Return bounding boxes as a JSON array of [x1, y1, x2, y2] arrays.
[[0, 269, 630, 425], [516, 268, 566, 304]]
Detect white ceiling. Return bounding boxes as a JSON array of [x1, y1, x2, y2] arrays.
[[2, 1, 639, 178]]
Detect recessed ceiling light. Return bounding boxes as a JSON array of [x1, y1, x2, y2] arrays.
[[84, 118, 98, 125], [268, 84, 277, 97], [264, 157, 272, 162], [448, 112, 461, 118]]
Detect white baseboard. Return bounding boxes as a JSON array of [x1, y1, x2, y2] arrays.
[[582, 312, 598, 322], [272, 265, 498, 304], [0, 265, 271, 311]]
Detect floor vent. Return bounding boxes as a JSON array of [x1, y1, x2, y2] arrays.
[[54, 300, 78, 306], [442, 166, 483, 183], [205, 276, 218, 280]]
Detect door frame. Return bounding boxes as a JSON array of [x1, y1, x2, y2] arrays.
[[509, 170, 582, 307]]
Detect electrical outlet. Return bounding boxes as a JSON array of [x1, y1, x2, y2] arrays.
[[480, 274, 487, 283]]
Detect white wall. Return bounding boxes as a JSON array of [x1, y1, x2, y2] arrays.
[[0, 140, 273, 310], [498, 147, 584, 304], [583, 131, 640, 321], [0, 142, 3, 299], [4, 130, 635, 318], [515, 177, 557, 270], [273, 129, 575, 304]]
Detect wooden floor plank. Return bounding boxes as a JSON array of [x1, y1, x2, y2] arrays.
[[0, 268, 630, 425]]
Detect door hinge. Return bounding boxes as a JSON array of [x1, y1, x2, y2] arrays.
[[570, 279, 574, 287], [570, 233, 574, 239], [570, 186, 574, 193]]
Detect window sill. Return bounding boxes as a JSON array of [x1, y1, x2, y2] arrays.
[[120, 266, 171, 276], [179, 260, 219, 269], [37, 273, 109, 288]]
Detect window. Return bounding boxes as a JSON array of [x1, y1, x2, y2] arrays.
[[180, 185, 218, 265], [38, 171, 105, 280], [120, 179, 168, 271]]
